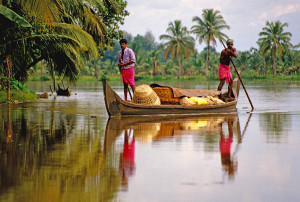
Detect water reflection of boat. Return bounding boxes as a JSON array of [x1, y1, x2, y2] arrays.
[[102, 76, 240, 116], [104, 114, 241, 149], [104, 114, 244, 186]]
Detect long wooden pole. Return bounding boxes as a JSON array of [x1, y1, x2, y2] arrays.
[[221, 40, 254, 111], [128, 87, 133, 100]]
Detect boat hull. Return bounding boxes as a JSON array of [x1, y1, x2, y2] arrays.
[[103, 77, 240, 116]]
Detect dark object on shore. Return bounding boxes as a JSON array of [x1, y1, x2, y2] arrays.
[[56, 84, 71, 96]]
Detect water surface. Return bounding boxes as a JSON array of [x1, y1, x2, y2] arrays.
[[0, 80, 299, 202]]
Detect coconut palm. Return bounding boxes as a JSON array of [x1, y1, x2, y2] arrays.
[[159, 20, 195, 78], [191, 9, 229, 78], [258, 21, 293, 77], [1, 1, 125, 92], [248, 47, 266, 75]]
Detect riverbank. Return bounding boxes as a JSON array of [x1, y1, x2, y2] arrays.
[[28, 73, 300, 82], [0, 90, 39, 103]]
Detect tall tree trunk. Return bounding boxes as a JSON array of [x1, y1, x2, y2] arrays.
[[51, 66, 56, 91], [5, 56, 12, 101], [206, 45, 210, 78], [152, 57, 156, 76], [178, 57, 182, 78], [40, 60, 43, 77], [273, 57, 276, 77], [94, 59, 98, 79]]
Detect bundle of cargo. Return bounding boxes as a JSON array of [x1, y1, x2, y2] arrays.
[[150, 83, 222, 105]]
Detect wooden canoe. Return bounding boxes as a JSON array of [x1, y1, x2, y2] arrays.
[[103, 76, 240, 116]]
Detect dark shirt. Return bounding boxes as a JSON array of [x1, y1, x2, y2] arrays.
[[220, 48, 237, 66]]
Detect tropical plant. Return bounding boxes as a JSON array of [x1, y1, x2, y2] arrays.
[[191, 9, 229, 78], [248, 47, 266, 75], [0, 0, 128, 92], [258, 20, 293, 77], [234, 51, 250, 71], [159, 20, 195, 78]]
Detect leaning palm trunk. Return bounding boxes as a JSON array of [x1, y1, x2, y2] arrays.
[[206, 45, 210, 78]]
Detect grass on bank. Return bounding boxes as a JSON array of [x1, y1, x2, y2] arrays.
[[0, 89, 39, 103], [27, 72, 300, 82]]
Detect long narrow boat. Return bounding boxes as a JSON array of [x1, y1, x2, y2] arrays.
[[103, 76, 240, 116]]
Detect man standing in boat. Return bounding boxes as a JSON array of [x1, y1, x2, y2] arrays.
[[217, 39, 237, 101], [118, 38, 136, 101]]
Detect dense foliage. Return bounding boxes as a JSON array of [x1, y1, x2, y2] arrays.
[[0, 0, 129, 98], [1, 3, 299, 91]]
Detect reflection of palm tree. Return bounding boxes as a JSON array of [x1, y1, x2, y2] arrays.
[[259, 113, 290, 142], [191, 9, 229, 78], [160, 20, 195, 78], [0, 106, 120, 201], [6, 104, 13, 144]]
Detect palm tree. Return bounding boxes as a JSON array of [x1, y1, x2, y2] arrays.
[[258, 21, 293, 77], [0, 5, 32, 100], [1, 1, 125, 91], [149, 49, 161, 76], [191, 9, 229, 78], [159, 20, 195, 78]]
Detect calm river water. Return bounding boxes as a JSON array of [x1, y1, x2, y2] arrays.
[[0, 79, 300, 202]]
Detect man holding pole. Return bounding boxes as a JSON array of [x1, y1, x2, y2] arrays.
[[217, 39, 237, 101], [118, 39, 136, 101]]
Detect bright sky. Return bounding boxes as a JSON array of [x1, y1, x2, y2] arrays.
[[121, 0, 300, 52]]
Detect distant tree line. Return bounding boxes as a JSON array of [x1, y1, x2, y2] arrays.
[[1, 4, 299, 100], [95, 9, 299, 80]]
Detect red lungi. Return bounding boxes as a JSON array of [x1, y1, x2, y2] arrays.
[[121, 67, 135, 85], [218, 64, 232, 83]]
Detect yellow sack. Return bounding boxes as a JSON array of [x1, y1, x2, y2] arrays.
[[188, 97, 207, 105]]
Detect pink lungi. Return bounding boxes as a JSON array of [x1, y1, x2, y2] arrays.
[[218, 64, 232, 83], [121, 67, 135, 85]]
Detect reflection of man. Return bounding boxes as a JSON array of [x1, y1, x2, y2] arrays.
[[120, 130, 135, 190], [219, 117, 237, 179]]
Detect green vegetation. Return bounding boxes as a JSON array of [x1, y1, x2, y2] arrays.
[[258, 21, 293, 77], [0, 77, 38, 103], [0, 89, 39, 103], [159, 20, 195, 78], [0, 2, 299, 100], [0, 0, 128, 100], [191, 9, 230, 78]]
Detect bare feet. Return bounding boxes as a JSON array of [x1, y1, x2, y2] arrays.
[[226, 97, 235, 102]]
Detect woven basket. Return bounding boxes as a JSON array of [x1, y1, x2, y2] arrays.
[[152, 87, 180, 105], [132, 84, 161, 105]]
